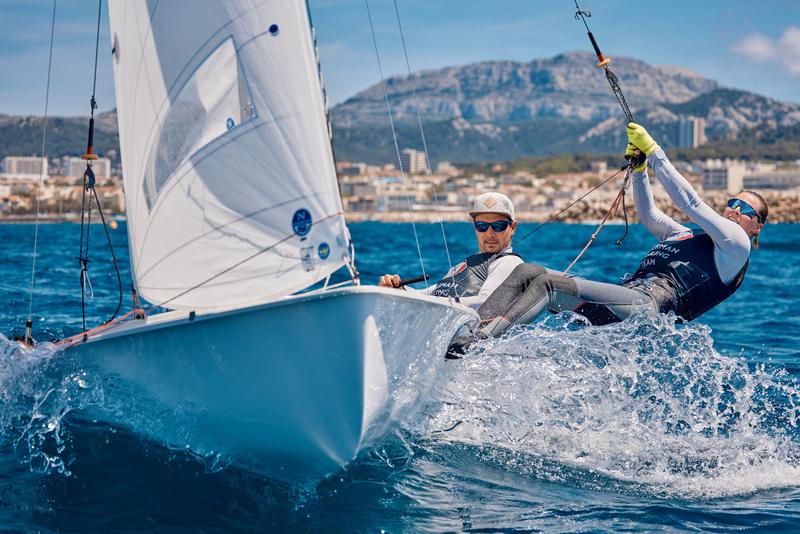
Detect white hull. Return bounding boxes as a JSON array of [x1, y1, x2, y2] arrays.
[[67, 286, 476, 481]]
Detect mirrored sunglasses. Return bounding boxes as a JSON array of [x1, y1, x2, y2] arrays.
[[727, 198, 765, 224], [474, 220, 511, 233]]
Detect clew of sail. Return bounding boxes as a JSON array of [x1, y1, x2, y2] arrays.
[[109, 0, 350, 310]]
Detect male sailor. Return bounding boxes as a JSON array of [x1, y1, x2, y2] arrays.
[[460, 122, 768, 343], [378, 192, 523, 309]]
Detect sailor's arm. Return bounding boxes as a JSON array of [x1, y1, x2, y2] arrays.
[[630, 166, 690, 241], [628, 123, 749, 258], [378, 273, 436, 294], [647, 148, 748, 253]]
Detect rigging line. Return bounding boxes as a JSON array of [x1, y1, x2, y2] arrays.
[[573, 0, 636, 247], [364, 0, 429, 286], [447, 165, 626, 273], [391, 0, 454, 288], [511, 167, 625, 249], [91, 186, 123, 322], [573, 0, 635, 124], [562, 177, 626, 274], [26, 0, 58, 339], [90, 0, 101, 103]]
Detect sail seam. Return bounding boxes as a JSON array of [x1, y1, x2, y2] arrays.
[[136, 112, 335, 267], [151, 212, 344, 310], [137, 191, 342, 280]]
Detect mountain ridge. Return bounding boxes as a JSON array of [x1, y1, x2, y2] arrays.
[[1, 52, 798, 165]]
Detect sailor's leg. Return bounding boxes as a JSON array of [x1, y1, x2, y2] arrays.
[[477, 268, 581, 337], [477, 275, 659, 337], [446, 264, 550, 358], [477, 263, 547, 318], [570, 278, 659, 325]]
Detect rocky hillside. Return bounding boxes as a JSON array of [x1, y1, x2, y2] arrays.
[[333, 51, 719, 127], [0, 110, 119, 162], [331, 51, 800, 163]]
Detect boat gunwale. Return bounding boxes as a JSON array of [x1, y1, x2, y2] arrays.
[[75, 285, 477, 345]]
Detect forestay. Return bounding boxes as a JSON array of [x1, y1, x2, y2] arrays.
[[108, 0, 350, 310]]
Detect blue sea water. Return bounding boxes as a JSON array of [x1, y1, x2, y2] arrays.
[[0, 220, 799, 532]]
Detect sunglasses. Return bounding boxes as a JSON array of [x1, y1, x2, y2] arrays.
[[474, 220, 512, 233], [727, 198, 765, 224]]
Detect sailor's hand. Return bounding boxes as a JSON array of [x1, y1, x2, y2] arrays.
[[379, 274, 402, 288], [625, 142, 647, 172], [627, 122, 659, 156]]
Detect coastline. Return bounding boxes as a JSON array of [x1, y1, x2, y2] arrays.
[[0, 214, 125, 224], [2, 188, 797, 224]]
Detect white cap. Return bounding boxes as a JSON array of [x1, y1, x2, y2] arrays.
[[468, 192, 515, 220]]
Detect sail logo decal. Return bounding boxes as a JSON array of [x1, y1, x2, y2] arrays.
[[318, 242, 330, 260], [292, 209, 312, 237], [301, 246, 315, 272]]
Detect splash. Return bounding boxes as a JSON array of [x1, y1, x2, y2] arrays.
[[0, 336, 105, 475], [417, 312, 800, 499]]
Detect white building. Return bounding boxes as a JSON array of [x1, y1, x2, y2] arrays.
[[590, 161, 608, 174], [1, 156, 48, 180], [66, 156, 112, 179], [702, 159, 744, 194], [744, 169, 800, 190], [677, 117, 707, 149], [436, 160, 458, 175], [399, 148, 428, 174]]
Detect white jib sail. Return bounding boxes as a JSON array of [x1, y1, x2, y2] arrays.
[[108, 0, 350, 310]]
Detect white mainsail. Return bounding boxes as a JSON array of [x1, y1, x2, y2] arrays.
[[109, 0, 350, 310]]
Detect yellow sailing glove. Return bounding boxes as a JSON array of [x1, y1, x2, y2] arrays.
[[627, 122, 659, 155], [625, 142, 647, 172]]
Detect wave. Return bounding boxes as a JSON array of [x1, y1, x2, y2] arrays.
[[413, 312, 800, 499]]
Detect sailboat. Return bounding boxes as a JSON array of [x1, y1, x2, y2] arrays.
[[61, 0, 477, 482]]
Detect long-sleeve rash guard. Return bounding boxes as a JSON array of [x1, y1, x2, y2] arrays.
[[631, 148, 750, 284], [409, 249, 523, 309]]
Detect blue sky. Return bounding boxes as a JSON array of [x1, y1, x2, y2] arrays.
[[1, 0, 798, 116]]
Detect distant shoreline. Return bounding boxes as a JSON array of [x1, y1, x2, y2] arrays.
[[1, 206, 798, 225], [0, 214, 124, 224]]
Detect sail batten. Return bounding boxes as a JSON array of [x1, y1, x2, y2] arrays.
[[109, 0, 349, 310]]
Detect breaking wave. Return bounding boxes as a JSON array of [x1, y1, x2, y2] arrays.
[[0, 338, 103, 475], [415, 312, 800, 499], [0, 337, 230, 477]]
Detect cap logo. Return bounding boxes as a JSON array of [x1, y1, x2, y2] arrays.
[[483, 198, 497, 208]]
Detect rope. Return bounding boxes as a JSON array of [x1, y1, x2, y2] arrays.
[[364, 0, 428, 287], [562, 170, 628, 274], [391, 0, 454, 290], [25, 0, 58, 345], [75, 0, 123, 338], [446, 166, 625, 282], [78, 167, 92, 335], [90, 0, 101, 102], [511, 167, 625, 249], [91, 185, 123, 321], [573, 0, 636, 245]]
